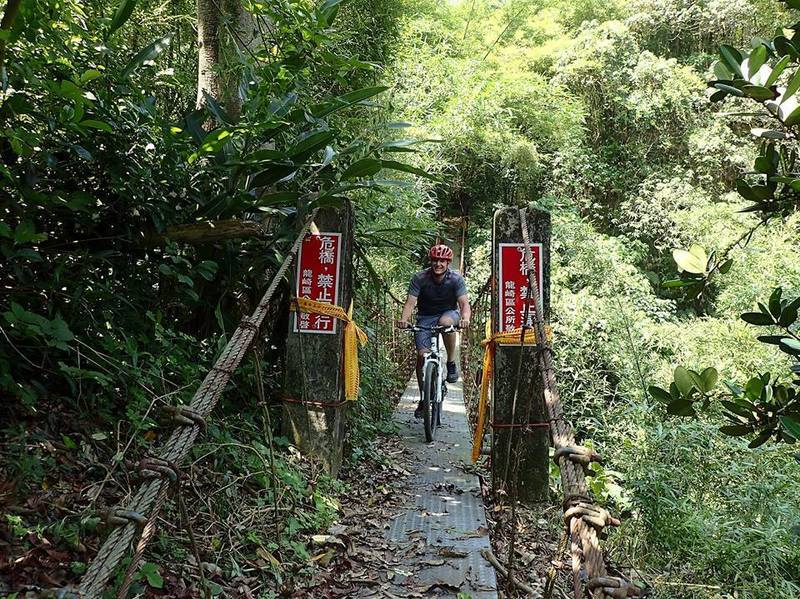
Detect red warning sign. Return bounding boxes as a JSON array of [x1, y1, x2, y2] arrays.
[[497, 243, 543, 333], [294, 232, 342, 334]]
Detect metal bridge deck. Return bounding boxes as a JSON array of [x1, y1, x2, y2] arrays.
[[381, 378, 498, 598]]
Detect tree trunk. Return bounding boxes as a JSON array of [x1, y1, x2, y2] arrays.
[[0, 0, 23, 77], [196, 0, 258, 119], [142, 217, 278, 245]]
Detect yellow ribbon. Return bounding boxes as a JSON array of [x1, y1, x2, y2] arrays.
[[471, 322, 553, 462], [291, 297, 368, 401]]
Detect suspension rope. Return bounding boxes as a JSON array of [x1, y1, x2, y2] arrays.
[[77, 210, 320, 599], [516, 207, 641, 599]]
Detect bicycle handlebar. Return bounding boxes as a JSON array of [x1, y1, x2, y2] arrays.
[[399, 324, 460, 333]]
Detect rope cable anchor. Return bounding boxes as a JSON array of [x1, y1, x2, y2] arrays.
[[163, 404, 207, 430], [137, 457, 180, 484], [563, 501, 620, 534], [587, 576, 644, 598], [553, 444, 603, 474], [105, 508, 147, 529]]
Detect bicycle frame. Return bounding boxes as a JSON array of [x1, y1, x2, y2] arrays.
[[423, 329, 447, 409], [403, 324, 458, 441]]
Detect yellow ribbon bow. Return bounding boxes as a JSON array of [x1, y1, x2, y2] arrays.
[[292, 297, 368, 401], [471, 322, 553, 462]]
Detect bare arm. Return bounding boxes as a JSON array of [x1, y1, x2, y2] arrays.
[[458, 294, 471, 328], [399, 294, 417, 328]]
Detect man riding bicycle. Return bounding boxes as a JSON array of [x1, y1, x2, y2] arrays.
[[399, 244, 471, 418]]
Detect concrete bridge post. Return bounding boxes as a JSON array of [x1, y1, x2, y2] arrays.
[[491, 207, 551, 503], [282, 205, 353, 476]]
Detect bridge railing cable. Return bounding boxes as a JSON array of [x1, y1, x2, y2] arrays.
[[76, 209, 320, 599], [516, 207, 642, 599]]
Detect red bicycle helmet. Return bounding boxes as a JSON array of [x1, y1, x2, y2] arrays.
[[429, 244, 454, 261]]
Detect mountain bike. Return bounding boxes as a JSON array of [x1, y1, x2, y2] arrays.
[[403, 324, 459, 442]]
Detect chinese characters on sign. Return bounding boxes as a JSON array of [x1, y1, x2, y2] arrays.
[[294, 232, 342, 334], [497, 243, 543, 333]]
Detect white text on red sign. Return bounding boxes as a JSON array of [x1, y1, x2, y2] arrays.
[[498, 243, 543, 333], [294, 232, 342, 334]]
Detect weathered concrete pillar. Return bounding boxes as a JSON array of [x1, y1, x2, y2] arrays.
[[282, 205, 353, 476], [491, 207, 550, 503]]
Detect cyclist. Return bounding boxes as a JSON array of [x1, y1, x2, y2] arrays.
[[398, 244, 471, 418]]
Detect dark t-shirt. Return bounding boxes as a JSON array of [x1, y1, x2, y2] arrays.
[[408, 268, 467, 316]]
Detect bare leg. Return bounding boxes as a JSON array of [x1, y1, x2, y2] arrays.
[[416, 351, 426, 394], [438, 314, 457, 364], [415, 348, 429, 414]]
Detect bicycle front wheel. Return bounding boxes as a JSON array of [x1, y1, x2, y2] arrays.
[[422, 360, 439, 442]]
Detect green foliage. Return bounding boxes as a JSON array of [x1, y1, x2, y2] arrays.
[[0, 0, 420, 593]]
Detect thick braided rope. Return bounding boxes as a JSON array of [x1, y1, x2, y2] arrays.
[[79, 210, 319, 598], [518, 208, 610, 598], [116, 485, 169, 598]]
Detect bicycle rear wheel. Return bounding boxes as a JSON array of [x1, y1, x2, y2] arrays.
[[422, 360, 439, 442]]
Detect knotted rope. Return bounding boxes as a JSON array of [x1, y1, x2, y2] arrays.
[[77, 210, 319, 599]]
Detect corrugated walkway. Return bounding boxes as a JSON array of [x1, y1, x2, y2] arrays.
[[381, 378, 498, 598]]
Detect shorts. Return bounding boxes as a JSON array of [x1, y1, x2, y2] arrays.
[[415, 310, 460, 350]]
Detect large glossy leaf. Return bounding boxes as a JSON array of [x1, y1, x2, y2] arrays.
[[721, 400, 753, 418], [779, 304, 798, 327], [781, 416, 800, 440], [380, 160, 437, 180], [122, 35, 172, 78], [319, 0, 345, 23], [784, 104, 800, 127], [719, 45, 744, 78], [742, 85, 775, 100], [662, 278, 698, 288], [719, 424, 754, 436], [750, 128, 788, 139], [766, 55, 792, 87], [674, 366, 695, 396], [249, 165, 297, 188], [341, 158, 382, 180], [666, 398, 696, 416], [779, 338, 800, 355], [288, 130, 334, 159], [202, 92, 234, 125], [312, 86, 388, 118], [741, 312, 774, 325], [745, 376, 764, 399], [748, 427, 773, 448], [757, 334, 787, 345], [700, 367, 718, 393], [746, 45, 767, 79], [108, 0, 138, 38], [672, 246, 706, 274], [648, 385, 672, 404], [712, 61, 731, 80], [769, 287, 783, 317], [79, 119, 113, 132], [774, 35, 800, 59], [782, 68, 800, 104], [713, 83, 744, 97]]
